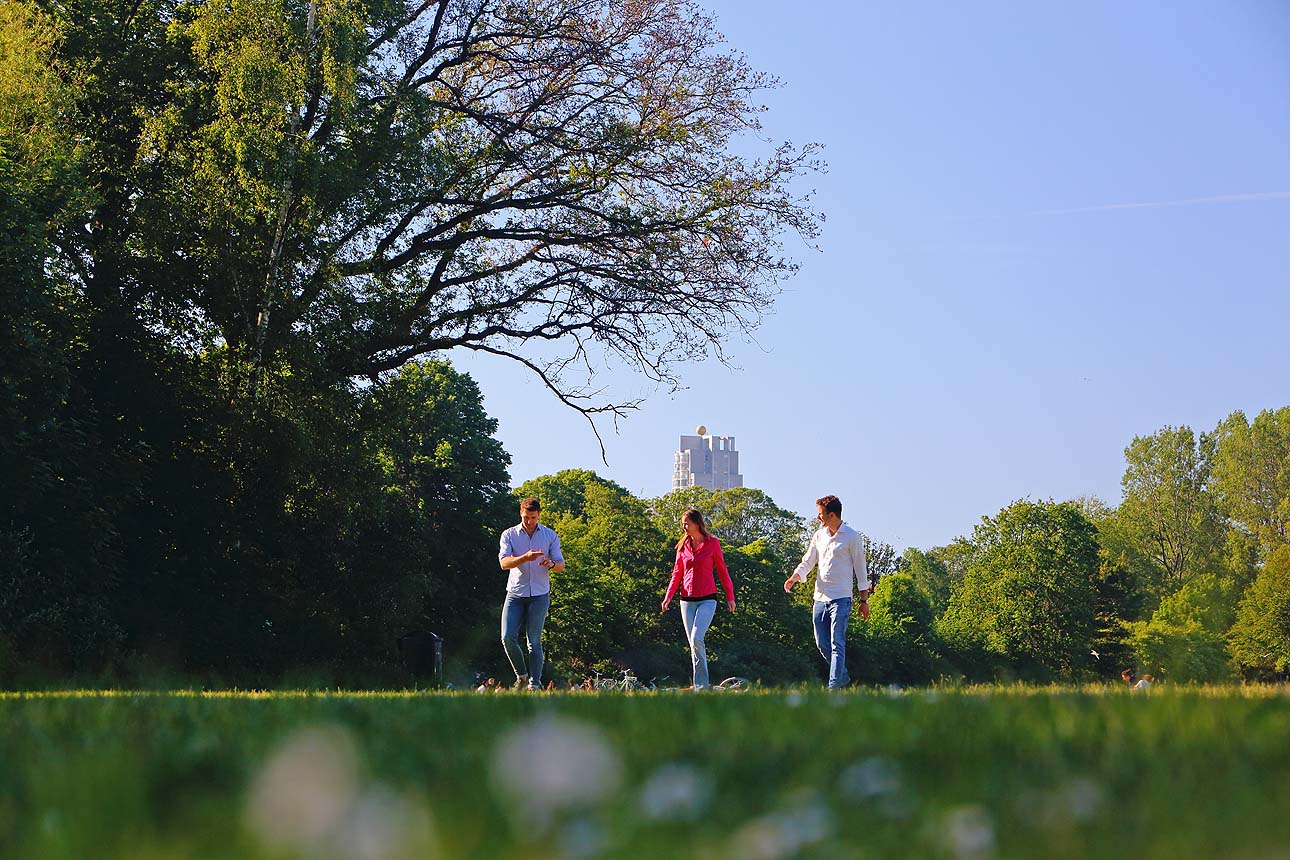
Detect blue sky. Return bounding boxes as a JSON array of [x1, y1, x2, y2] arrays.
[[452, 0, 1290, 552]]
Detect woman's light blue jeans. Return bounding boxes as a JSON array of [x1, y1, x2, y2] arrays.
[[501, 592, 551, 686], [681, 599, 717, 689], [812, 597, 852, 689]]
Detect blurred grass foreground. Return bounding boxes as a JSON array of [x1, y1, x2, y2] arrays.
[[3, 686, 1290, 859]]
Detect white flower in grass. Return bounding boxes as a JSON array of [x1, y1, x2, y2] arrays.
[[338, 785, 437, 860], [838, 756, 916, 818], [638, 762, 713, 821], [728, 796, 832, 860], [1059, 777, 1103, 821], [245, 725, 360, 852], [489, 715, 622, 832], [940, 805, 995, 860], [245, 725, 439, 860], [838, 757, 901, 801], [1018, 777, 1104, 829]]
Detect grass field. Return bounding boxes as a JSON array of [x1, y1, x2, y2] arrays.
[[3, 686, 1290, 859]]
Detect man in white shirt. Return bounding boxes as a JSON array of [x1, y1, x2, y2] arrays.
[[498, 497, 565, 690], [783, 494, 870, 689]]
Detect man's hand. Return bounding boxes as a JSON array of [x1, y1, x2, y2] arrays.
[[859, 600, 870, 620], [727, 599, 737, 613], [660, 598, 671, 613], [520, 549, 544, 563], [783, 574, 799, 593]]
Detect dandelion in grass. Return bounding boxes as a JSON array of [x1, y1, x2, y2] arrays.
[[1018, 777, 1104, 829], [638, 763, 713, 821], [245, 725, 360, 853], [244, 725, 438, 860], [728, 795, 832, 860], [838, 757, 900, 800], [338, 785, 437, 860], [489, 715, 622, 833], [839, 756, 915, 819], [939, 805, 995, 860]]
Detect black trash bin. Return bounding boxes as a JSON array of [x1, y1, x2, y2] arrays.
[[397, 630, 443, 685]]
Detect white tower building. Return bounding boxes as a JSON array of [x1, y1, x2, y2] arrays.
[[672, 425, 743, 491]]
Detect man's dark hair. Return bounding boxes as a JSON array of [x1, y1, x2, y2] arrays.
[[816, 495, 842, 517], [520, 497, 541, 513]]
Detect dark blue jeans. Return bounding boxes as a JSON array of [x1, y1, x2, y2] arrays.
[[812, 597, 852, 689], [501, 592, 551, 686]]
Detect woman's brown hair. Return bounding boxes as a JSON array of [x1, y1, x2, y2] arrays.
[[676, 508, 711, 550]]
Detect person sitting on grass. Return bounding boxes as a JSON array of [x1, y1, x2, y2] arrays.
[[1122, 668, 1152, 690]]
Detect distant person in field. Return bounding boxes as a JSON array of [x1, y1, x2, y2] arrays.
[[1122, 668, 1152, 690], [784, 494, 871, 690], [498, 497, 565, 690], [660, 508, 736, 690]]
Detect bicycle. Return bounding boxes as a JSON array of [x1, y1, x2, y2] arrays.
[[715, 676, 752, 691], [582, 668, 656, 692]]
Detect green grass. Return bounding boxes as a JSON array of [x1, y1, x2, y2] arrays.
[[3, 686, 1290, 859]]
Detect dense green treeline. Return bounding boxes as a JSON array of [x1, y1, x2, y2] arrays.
[[515, 406, 1290, 687]]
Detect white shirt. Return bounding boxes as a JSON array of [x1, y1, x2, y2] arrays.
[[498, 523, 563, 597], [793, 522, 869, 602]]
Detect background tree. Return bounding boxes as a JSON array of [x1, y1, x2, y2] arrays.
[[853, 571, 938, 685], [1125, 617, 1234, 684], [650, 486, 809, 569], [1077, 496, 1146, 676], [938, 500, 1100, 680], [862, 537, 901, 592], [901, 547, 953, 615], [1119, 425, 1222, 598], [1123, 569, 1240, 682], [49, 0, 821, 420], [0, 1, 125, 678], [359, 360, 514, 662], [1229, 545, 1290, 677], [1211, 408, 1290, 553]]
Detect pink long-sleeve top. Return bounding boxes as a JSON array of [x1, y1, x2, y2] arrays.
[[665, 536, 735, 603]]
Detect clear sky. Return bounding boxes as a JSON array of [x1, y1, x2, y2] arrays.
[[451, 0, 1290, 552]]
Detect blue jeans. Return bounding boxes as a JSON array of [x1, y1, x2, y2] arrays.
[[812, 597, 852, 689], [501, 592, 551, 685], [680, 599, 717, 689]]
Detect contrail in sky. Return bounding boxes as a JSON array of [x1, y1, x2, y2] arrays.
[[1036, 191, 1290, 215]]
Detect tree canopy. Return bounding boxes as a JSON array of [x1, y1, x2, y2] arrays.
[[41, 0, 821, 426]]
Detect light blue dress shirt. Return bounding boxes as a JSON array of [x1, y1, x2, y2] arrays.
[[499, 523, 564, 597]]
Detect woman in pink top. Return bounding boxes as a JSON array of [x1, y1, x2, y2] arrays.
[[660, 509, 736, 689]]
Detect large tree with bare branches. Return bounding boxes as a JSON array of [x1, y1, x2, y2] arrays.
[[2, 0, 819, 676], [54, 0, 821, 425]]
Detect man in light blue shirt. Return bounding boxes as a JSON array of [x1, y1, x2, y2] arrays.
[[498, 497, 565, 690], [783, 494, 870, 689]]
